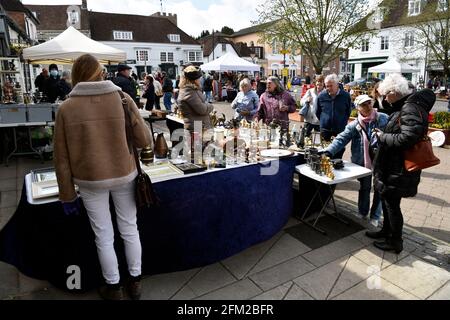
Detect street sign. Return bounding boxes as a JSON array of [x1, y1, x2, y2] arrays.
[[280, 49, 291, 55], [282, 68, 289, 77]]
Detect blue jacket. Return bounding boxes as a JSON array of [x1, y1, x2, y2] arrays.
[[325, 112, 389, 166], [316, 90, 353, 134]]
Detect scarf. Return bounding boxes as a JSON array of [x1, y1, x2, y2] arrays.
[[358, 109, 377, 169]]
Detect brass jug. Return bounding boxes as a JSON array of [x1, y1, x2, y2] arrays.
[[140, 145, 154, 165], [154, 133, 169, 159]]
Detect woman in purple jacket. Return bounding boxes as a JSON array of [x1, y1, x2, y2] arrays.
[[255, 76, 297, 130]]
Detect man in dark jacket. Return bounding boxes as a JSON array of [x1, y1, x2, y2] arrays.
[[44, 64, 61, 103], [316, 73, 352, 159], [113, 64, 138, 105], [370, 75, 435, 254], [161, 71, 174, 112], [35, 68, 48, 92]]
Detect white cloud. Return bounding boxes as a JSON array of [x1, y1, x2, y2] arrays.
[[22, 0, 266, 37]]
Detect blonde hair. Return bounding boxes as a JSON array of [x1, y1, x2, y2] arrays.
[[179, 76, 201, 90], [71, 54, 104, 87], [239, 78, 251, 90]]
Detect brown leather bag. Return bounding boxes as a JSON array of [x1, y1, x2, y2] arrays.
[[119, 91, 160, 208], [402, 106, 440, 172]]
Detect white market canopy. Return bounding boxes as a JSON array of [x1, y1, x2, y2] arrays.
[[23, 26, 126, 64], [200, 52, 260, 72], [368, 58, 420, 74]]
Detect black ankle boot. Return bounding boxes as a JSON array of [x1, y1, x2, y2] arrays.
[[98, 283, 123, 300], [127, 275, 142, 300], [365, 229, 391, 239], [373, 238, 403, 254]]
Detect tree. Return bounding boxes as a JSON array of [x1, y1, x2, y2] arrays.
[[198, 30, 211, 39], [256, 0, 372, 74], [409, 0, 450, 86], [220, 26, 235, 35]]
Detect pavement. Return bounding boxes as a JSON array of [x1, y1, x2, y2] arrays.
[[0, 101, 449, 300]]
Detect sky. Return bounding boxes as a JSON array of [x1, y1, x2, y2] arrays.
[[22, 0, 266, 37]]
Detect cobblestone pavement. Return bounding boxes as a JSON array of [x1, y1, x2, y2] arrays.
[[0, 101, 448, 300]]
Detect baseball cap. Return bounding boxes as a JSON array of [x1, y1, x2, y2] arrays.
[[354, 95, 372, 106]]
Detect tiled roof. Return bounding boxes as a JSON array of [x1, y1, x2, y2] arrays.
[[1, 0, 39, 24], [89, 11, 199, 45], [26, 4, 89, 31]]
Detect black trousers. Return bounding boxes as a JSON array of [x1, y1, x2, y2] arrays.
[[380, 194, 403, 240], [305, 123, 320, 137], [154, 96, 161, 110]]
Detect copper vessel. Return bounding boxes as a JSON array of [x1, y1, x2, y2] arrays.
[[154, 133, 169, 159], [140, 145, 154, 165]]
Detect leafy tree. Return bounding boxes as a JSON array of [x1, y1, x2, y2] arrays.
[[256, 0, 372, 74], [220, 26, 235, 35]]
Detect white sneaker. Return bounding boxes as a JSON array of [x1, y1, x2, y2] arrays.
[[370, 219, 379, 228]]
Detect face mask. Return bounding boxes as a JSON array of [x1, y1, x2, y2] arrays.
[[50, 70, 58, 77]]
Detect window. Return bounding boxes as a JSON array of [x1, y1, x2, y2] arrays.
[[435, 27, 445, 45], [69, 10, 79, 24], [404, 32, 414, 47], [168, 34, 180, 42], [222, 44, 227, 52], [160, 52, 174, 62], [380, 36, 389, 50], [408, 0, 421, 16], [254, 47, 263, 59], [361, 39, 370, 52], [437, 0, 448, 11], [136, 50, 149, 62], [113, 31, 133, 40], [272, 40, 278, 54], [188, 51, 202, 62]]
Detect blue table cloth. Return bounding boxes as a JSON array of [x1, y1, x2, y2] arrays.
[[0, 156, 300, 292]]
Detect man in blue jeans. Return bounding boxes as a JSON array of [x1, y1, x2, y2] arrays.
[[323, 95, 389, 227], [161, 71, 173, 112]]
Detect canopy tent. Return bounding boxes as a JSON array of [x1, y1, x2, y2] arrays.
[[200, 52, 260, 72], [368, 59, 420, 74], [23, 26, 126, 64]]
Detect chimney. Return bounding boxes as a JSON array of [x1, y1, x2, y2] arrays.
[[81, 0, 87, 9], [150, 12, 177, 26]]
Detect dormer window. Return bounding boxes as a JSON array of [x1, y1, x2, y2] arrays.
[[168, 34, 180, 42], [113, 31, 133, 40], [408, 0, 422, 16], [437, 0, 448, 12], [69, 10, 79, 24]]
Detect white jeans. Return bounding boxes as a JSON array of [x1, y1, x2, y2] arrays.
[[79, 181, 141, 285]]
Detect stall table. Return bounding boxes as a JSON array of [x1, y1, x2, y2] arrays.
[[0, 156, 300, 292]]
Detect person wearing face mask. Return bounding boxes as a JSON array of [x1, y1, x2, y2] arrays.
[[322, 95, 389, 227], [44, 64, 61, 103]]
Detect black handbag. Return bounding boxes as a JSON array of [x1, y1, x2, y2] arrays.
[[119, 91, 159, 208]]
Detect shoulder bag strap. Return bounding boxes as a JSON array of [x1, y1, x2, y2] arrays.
[[118, 91, 143, 175]]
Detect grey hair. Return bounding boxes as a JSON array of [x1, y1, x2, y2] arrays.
[[378, 74, 411, 96], [62, 70, 71, 78], [239, 78, 251, 90], [325, 74, 339, 84], [267, 76, 284, 94]]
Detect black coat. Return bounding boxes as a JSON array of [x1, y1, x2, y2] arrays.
[[44, 76, 61, 103], [113, 74, 137, 100], [57, 79, 72, 100], [143, 84, 155, 110], [373, 89, 435, 198]]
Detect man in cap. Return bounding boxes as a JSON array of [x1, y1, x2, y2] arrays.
[[35, 68, 49, 92], [113, 64, 139, 105], [322, 94, 389, 227]]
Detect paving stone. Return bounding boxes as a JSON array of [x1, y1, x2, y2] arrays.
[[183, 263, 236, 297], [16, 287, 100, 300], [0, 207, 16, 230], [332, 276, 419, 300], [0, 179, 16, 192], [351, 230, 374, 246], [221, 232, 282, 280], [329, 256, 376, 299], [0, 165, 17, 179], [0, 191, 17, 209], [141, 268, 200, 300], [250, 256, 315, 292], [0, 262, 19, 299], [293, 256, 349, 300], [18, 273, 48, 294], [197, 279, 262, 300], [171, 285, 197, 300], [302, 236, 365, 267], [284, 284, 314, 300], [252, 282, 292, 300], [352, 247, 384, 270], [427, 281, 450, 300], [249, 234, 311, 275], [380, 255, 450, 299]]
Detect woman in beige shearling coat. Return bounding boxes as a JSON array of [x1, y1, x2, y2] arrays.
[[54, 54, 151, 300]]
